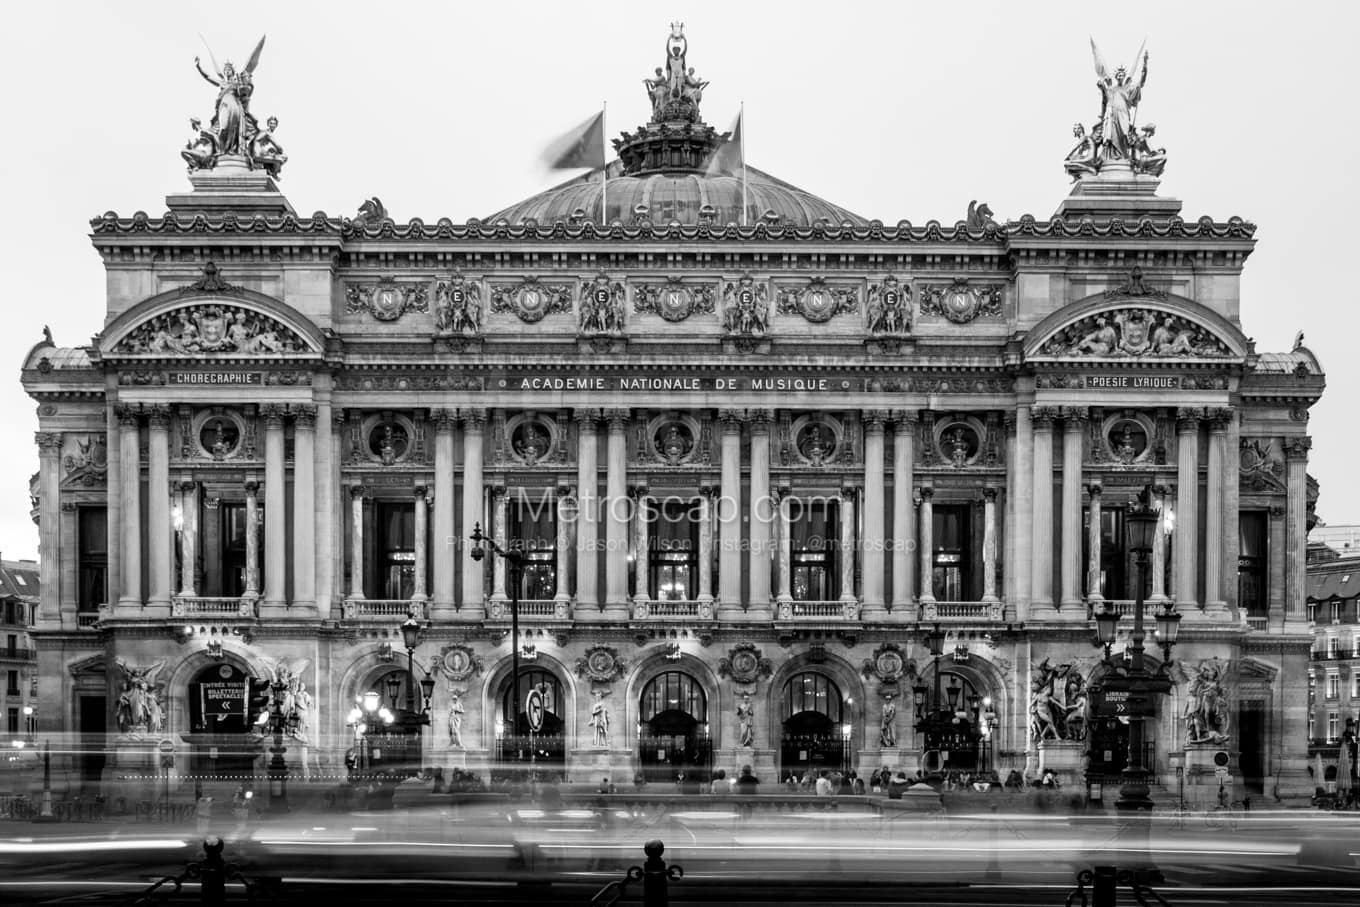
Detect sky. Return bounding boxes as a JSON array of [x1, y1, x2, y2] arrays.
[[0, 0, 1356, 561]]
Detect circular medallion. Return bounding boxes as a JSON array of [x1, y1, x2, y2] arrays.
[[942, 289, 978, 323], [587, 650, 616, 677], [450, 286, 465, 305], [372, 288, 403, 321], [731, 650, 757, 677], [525, 688, 545, 732], [217, 665, 234, 679], [800, 289, 836, 323], [876, 650, 904, 680], [658, 288, 693, 322], [517, 287, 549, 322], [443, 649, 470, 678]]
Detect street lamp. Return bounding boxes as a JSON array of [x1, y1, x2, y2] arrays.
[[914, 624, 950, 772], [470, 521, 528, 767], [347, 692, 395, 773], [262, 677, 300, 814]]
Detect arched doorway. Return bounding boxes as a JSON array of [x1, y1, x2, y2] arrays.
[[637, 671, 711, 784], [780, 672, 850, 779], [916, 665, 986, 773], [494, 668, 566, 781], [351, 668, 427, 775], [183, 663, 261, 781]]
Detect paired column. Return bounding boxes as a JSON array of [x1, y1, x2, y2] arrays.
[[261, 405, 287, 610], [432, 410, 457, 618], [839, 487, 857, 604], [861, 411, 887, 618], [1149, 484, 1169, 602], [347, 485, 364, 600], [718, 411, 743, 619], [555, 488, 574, 604], [574, 411, 599, 608], [244, 480, 261, 599], [1059, 409, 1085, 609], [117, 407, 142, 607], [1285, 437, 1312, 621], [633, 489, 651, 604], [1012, 405, 1034, 621], [1174, 409, 1201, 608], [291, 406, 317, 610], [603, 409, 630, 619], [697, 488, 714, 604], [748, 411, 773, 618], [776, 489, 793, 603], [890, 411, 916, 617], [1086, 483, 1104, 603], [1204, 409, 1230, 615], [917, 488, 934, 603], [412, 486, 429, 602], [1030, 407, 1057, 614], [147, 406, 172, 613], [460, 410, 487, 620], [982, 488, 1000, 602], [35, 432, 62, 623], [179, 481, 198, 596], [314, 398, 334, 619]]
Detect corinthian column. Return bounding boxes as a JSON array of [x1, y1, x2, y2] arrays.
[[179, 481, 198, 597], [748, 410, 774, 619], [603, 408, 631, 619], [697, 488, 714, 604], [861, 410, 888, 619], [717, 410, 743, 620], [1060, 409, 1085, 610], [575, 410, 599, 609], [432, 410, 456, 619], [35, 432, 62, 623], [117, 407, 142, 608], [1285, 436, 1312, 623], [1175, 409, 1201, 609], [412, 485, 428, 603], [291, 405, 317, 611], [147, 407, 172, 613], [347, 485, 364, 601], [244, 480, 261, 600], [490, 486, 508, 602], [1086, 482, 1104, 604], [261, 405, 287, 612], [1012, 405, 1033, 621], [633, 489, 650, 605], [1030, 407, 1058, 616], [1204, 409, 1231, 617], [1150, 484, 1169, 602], [776, 488, 792, 604], [839, 486, 857, 604], [890, 411, 917, 620], [982, 488, 1000, 602], [918, 488, 934, 603], [460, 409, 487, 620]]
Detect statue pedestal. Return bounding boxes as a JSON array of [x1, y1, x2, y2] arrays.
[[569, 748, 624, 784], [167, 156, 294, 217], [1037, 739, 1085, 781], [1056, 166, 1182, 219]]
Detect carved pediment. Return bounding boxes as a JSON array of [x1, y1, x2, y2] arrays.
[[1038, 306, 1231, 358], [114, 302, 308, 355]]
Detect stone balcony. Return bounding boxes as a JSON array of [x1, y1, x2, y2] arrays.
[[487, 598, 571, 621], [341, 599, 427, 621], [775, 600, 859, 622], [631, 599, 715, 621], [920, 600, 1004, 622], [171, 595, 257, 618]]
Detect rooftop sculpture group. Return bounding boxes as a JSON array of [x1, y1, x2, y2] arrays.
[[643, 22, 708, 122], [1065, 40, 1166, 181], [182, 35, 287, 178]]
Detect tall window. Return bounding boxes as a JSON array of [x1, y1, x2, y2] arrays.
[[5, 670, 17, 695], [1332, 601, 1343, 624], [1328, 636, 1340, 658], [640, 671, 707, 723], [1327, 673, 1340, 700], [1328, 711, 1340, 743], [500, 668, 564, 736], [932, 505, 972, 600], [77, 507, 107, 611], [1237, 512, 1267, 616], [510, 495, 557, 599], [650, 499, 698, 600], [221, 503, 250, 596], [5, 708, 16, 734], [792, 499, 838, 601], [1309, 601, 1320, 624], [782, 672, 844, 725], [376, 502, 415, 599]]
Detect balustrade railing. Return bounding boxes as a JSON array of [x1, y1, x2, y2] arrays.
[[632, 599, 715, 620], [340, 599, 426, 620], [775, 600, 858, 621], [171, 596, 256, 618], [921, 600, 1004, 621], [1246, 615, 1269, 631], [77, 611, 101, 628], [487, 598, 570, 620]]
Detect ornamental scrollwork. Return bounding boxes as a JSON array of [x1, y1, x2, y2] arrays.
[[116, 304, 305, 354], [437, 643, 484, 681], [718, 642, 773, 684], [62, 434, 108, 487], [775, 278, 858, 324], [634, 279, 716, 322], [490, 277, 573, 323], [579, 274, 626, 336], [1039, 308, 1230, 358], [721, 275, 769, 338], [1239, 439, 1285, 492], [576, 645, 627, 683], [919, 278, 1004, 324], [861, 642, 914, 683], [346, 278, 430, 322]]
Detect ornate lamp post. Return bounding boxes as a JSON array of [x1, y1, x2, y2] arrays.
[[913, 624, 949, 772], [470, 522, 528, 763], [262, 677, 299, 814], [347, 690, 394, 774]]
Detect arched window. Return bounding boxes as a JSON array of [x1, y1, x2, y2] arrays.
[[500, 668, 564, 736], [640, 671, 707, 723], [781, 672, 844, 724]]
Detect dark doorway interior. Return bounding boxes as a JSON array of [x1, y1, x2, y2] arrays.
[[1238, 699, 1266, 795], [78, 695, 106, 791]]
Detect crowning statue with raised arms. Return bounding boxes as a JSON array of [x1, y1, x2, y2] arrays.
[[187, 35, 287, 178]]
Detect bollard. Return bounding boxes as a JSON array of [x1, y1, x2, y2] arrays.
[[591, 840, 683, 907], [1091, 865, 1118, 907], [199, 837, 226, 906]]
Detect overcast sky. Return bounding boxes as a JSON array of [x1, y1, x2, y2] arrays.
[[0, 0, 1355, 561]]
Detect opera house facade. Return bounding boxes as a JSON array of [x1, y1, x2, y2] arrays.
[[21, 28, 1323, 805]]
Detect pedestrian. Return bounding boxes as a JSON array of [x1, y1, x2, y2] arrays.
[[888, 771, 909, 800], [735, 764, 759, 795], [815, 770, 832, 797], [230, 785, 251, 838], [711, 769, 728, 794], [851, 772, 865, 795], [195, 794, 213, 836]]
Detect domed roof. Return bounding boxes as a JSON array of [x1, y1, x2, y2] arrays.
[[488, 162, 868, 229]]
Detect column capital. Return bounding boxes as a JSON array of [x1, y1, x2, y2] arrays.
[[432, 408, 456, 431], [349, 484, 368, 500], [1269, 503, 1287, 517], [572, 407, 600, 427], [698, 484, 717, 498], [1175, 407, 1204, 432], [1002, 410, 1017, 432], [603, 408, 630, 430], [982, 487, 999, 502], [413, 484, 428, 499], [261, 404, 286, 428], [114, 404, 140, 428], [718, 408, 744, 431], [1060, 406, 1088, 427], [34, 431, 62, 454], [1031, 406, 1059, 428], [917, 486, 934, 501], [1151, 483, 1173, 498], [1086, 481, 1103, 496], [891, 409, 919, 428], [243, 479, 259, 495], [291, 404, 318, 429], [1284, 436, 1313, 461], [460, 408, 487, 430], [147, 405, 172, 429], [863, 410, 889, 432], [179, 480, 198, 494], [1206, 407, 1234, 431], [749, 408, 774, 432]]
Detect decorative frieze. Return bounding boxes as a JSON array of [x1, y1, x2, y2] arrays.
[[116, 304, 306, 354], [632, 278, 716, 322], [775, 277, 858, 323]]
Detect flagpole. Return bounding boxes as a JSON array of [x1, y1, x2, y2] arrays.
[[600, 101, 608, 228], [740, 102, 747, 228]]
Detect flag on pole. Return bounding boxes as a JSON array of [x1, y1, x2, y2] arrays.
[[704, 109, 744, 177], [542, 110, 606, 170]]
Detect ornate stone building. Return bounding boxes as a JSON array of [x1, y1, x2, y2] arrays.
[[21, 28, 1324, 804]]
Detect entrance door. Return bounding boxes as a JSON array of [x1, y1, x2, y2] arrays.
[[78, 695, 106, 791], [1238, 699, 1266, 795], [780, 673, 850, 779], [637, 672, 710, 784], [1086, 717, 1133, 779]]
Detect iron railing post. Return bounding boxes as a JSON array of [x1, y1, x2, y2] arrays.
[[641, 839, 677, 907], [200, 837, 226, 906]]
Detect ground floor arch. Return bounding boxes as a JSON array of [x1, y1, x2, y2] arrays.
[[636, 669, 712, 783]]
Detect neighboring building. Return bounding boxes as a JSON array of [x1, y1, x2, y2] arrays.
[[1306, 548, 1360, 789], [0, 557, 39, 747], [20, 27, 1325, 805], [1311, 524, 1360, 558]]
